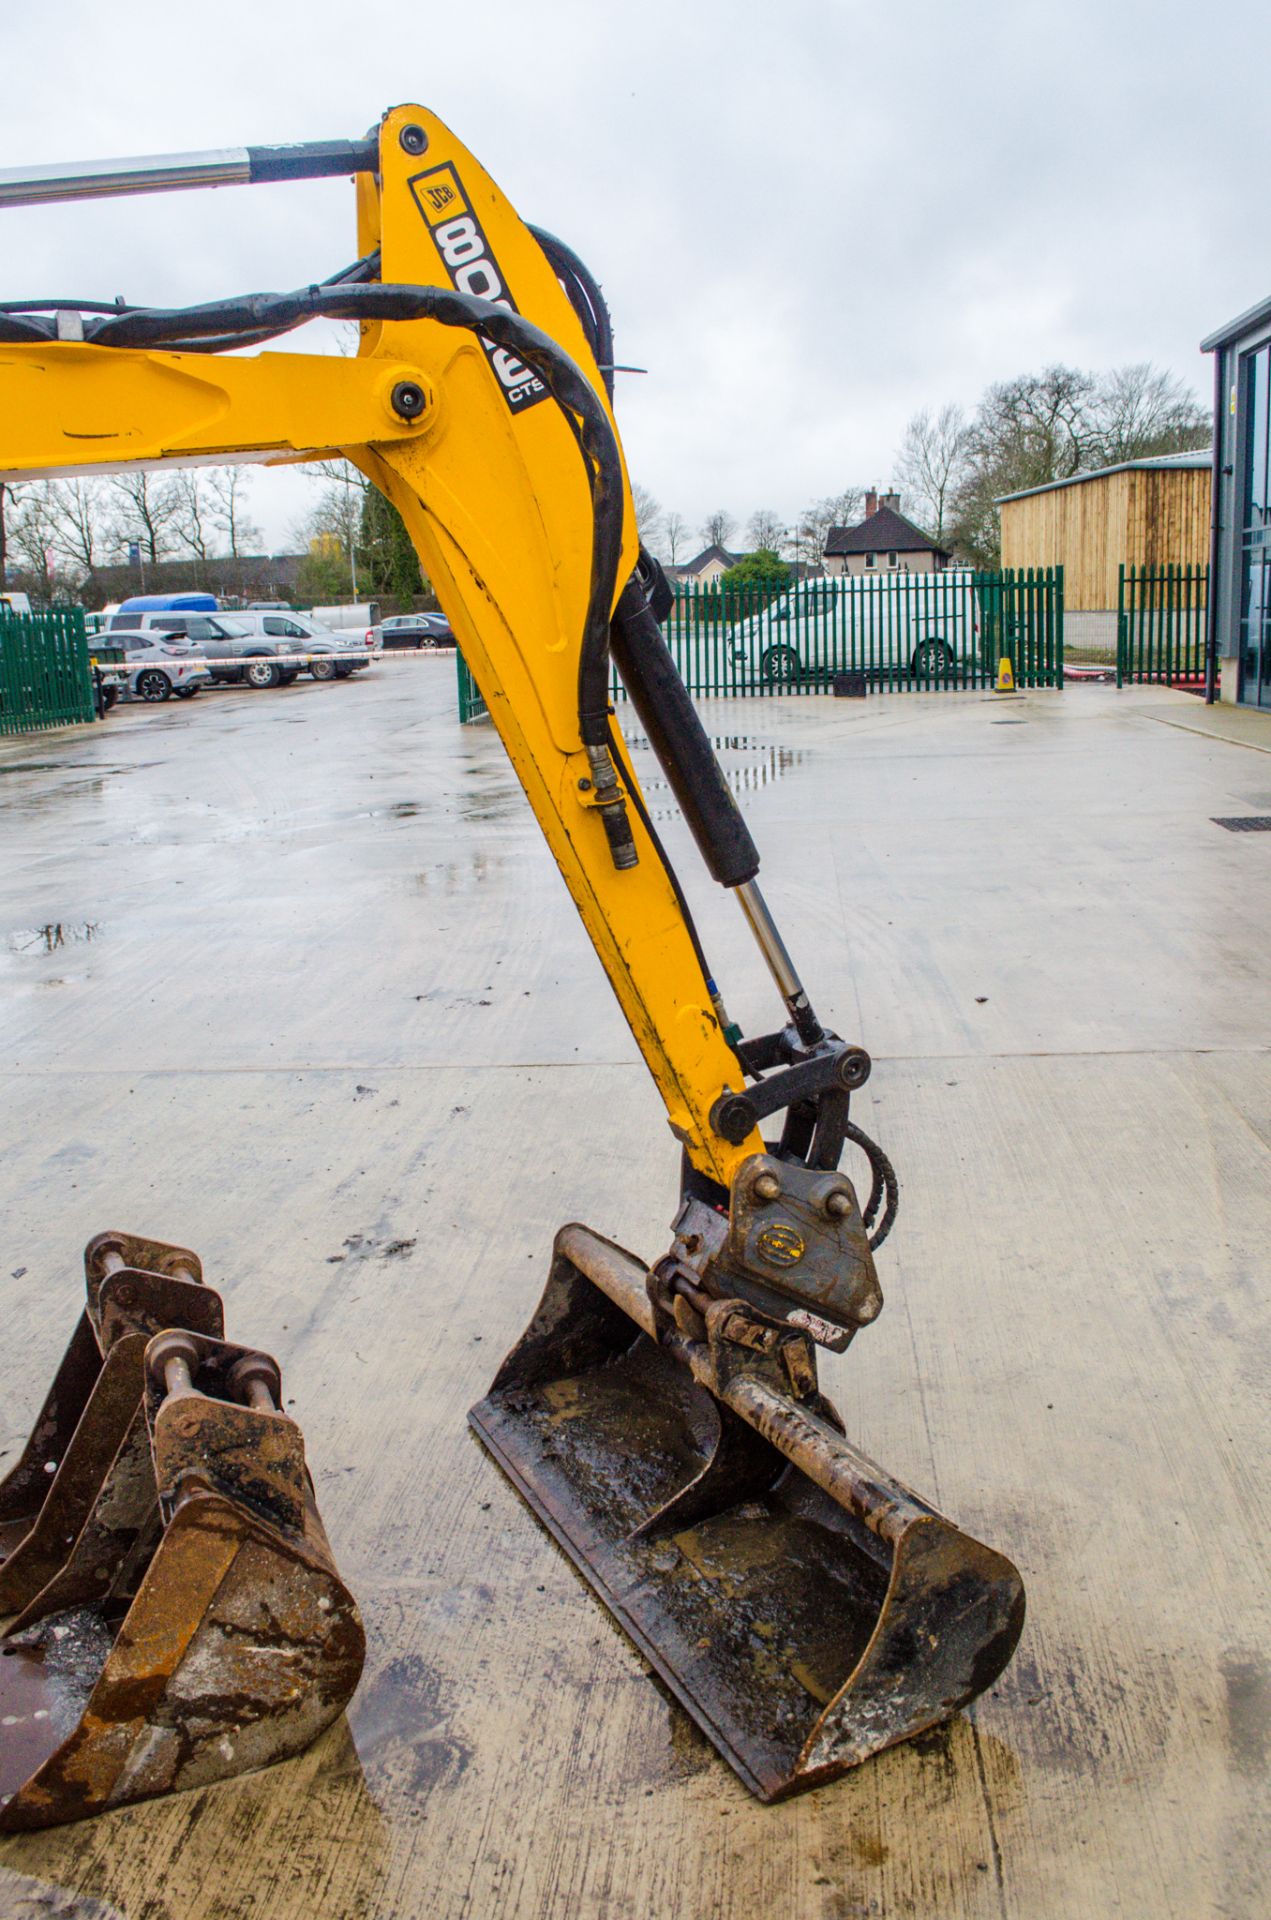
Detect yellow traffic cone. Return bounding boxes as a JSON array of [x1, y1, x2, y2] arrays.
[[995, 656, 1015, 693]]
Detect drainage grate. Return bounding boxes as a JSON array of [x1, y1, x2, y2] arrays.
[[1212, 817, 1271, 832]]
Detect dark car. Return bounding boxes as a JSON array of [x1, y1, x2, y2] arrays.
[[373, 612, 455, 650]]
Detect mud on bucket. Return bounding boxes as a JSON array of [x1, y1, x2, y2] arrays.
[[470, 1223, 1025, 1801]]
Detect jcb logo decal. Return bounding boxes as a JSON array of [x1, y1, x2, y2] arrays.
[[410, 165, 548, 416]]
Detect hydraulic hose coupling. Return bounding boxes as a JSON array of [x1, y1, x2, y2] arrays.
[[585, 743, 639, 871]]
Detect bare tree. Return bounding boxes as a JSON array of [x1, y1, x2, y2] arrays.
[[662, 509, 688, 564], [947, 366, 1098, 567], [700, 509, 736, 550], [40, 479, 107, 589], [631, 483, 663, 547], [972, 365, 1097, 490], [206, 466, 260, 557], [298, 462, 368, 547], [106, 470, 181, 566], [1090, 363, 1209, 466], [894, 406, 970, 546], [0, 482, 16, 585], [746, 508, 786, 552], [292, 462, 370, 598], [171, 471, 216, 563], [8, 486, 64, 602], [942, 359, 1209, 567], [796, 488, 865, 565]]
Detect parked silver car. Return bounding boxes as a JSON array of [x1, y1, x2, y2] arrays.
[[233, 611, 375, 680], [106, 631, 213, 702], [105, 610, 305, 687]]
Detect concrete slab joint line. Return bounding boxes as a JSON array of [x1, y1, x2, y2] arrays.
[[0, 666, 1266, 1918]]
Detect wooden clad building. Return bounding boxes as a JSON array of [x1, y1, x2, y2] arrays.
[[998, 451, 1211, 610]]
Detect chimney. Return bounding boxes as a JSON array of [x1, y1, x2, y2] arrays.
[[864, 489, 878, 518], [881, 490, 901, 512]]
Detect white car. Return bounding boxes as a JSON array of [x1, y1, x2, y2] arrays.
[[726, 572, 983, 683], [108, 631, 213, 702]]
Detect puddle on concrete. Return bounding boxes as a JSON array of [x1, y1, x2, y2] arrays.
[[624, 732, 768, 755], [5, 922, 101, 956], [0, 761, 90, 776], [635, 742, 806, 819], [456, 787, 520, 823], [415, 855, 504, 894], [2, 777, 113, 812]]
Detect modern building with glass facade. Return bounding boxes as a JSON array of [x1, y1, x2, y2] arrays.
[[1204, 296, 1271, 707]]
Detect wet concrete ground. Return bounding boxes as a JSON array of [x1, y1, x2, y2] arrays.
[[0, 663, 1267, 1919]]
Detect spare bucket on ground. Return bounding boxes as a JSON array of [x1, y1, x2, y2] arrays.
[[0, 1233, 363, 1830]]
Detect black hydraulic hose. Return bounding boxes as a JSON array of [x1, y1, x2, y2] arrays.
[[528, 225, 615, 402], [844, 1121, 898, 1250], [609, 577, 760, 889], [0, 277, 625, 755]]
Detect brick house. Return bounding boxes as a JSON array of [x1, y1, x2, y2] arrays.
[[824, 492, 950, 577]]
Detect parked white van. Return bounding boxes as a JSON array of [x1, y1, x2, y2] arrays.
[[726, 571, 983, 684]]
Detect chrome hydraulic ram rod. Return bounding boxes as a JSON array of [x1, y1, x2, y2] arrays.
[[0, 139, 379, 208], [734, 880, 824, 1046]]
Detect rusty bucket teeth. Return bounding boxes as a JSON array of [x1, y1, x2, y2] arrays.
[[0, 1238, 364, 1830], [470, 1224, 1025, 1802], [0, 1233, 217, 1615]]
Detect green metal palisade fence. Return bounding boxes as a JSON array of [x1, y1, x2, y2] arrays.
[[455, 647, 489, 723], [455, 568, 1064, 720], [0, 608, 95, 735], [611, 567, 1063, 700], [1116, 564, 1209, 688]]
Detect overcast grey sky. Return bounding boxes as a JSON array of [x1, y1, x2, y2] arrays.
[[3, 0, 1265, 553]]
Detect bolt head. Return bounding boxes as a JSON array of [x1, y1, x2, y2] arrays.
[[825, 1190, 852, 1218], [390, 381, 428, 422], [399, 124, 428, 155], [753, 1171, 781, 1203]]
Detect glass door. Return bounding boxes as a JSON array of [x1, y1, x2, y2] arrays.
[[1239, 343, 1271, 707]]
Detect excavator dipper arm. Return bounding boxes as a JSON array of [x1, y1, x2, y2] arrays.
[[0, 104, 1023, 1805]]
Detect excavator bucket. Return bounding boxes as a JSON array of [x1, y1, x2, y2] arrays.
[[471, 1223, 1024, 1802], [0, 1231, 217, 1616], [0, 1239, 363, 1830]]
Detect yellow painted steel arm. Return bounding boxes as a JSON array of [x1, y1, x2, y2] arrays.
[[0, 104, 761, 1187]]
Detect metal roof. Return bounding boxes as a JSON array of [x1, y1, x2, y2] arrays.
[[995, 448, 1212, 506], [1201, 294, 1271, 353]]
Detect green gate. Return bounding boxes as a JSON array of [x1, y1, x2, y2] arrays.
[[1116, 564, 1210, 688], [455, 568, 1065, 721], [455, 647, 489, 723], [615, 567, 1063, 699], [0, 608, 95, 736]]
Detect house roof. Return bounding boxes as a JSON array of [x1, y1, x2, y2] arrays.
[[682, 543, 745, 573], [995, 448, 1212, 506], [824, 506, 946, 558]]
